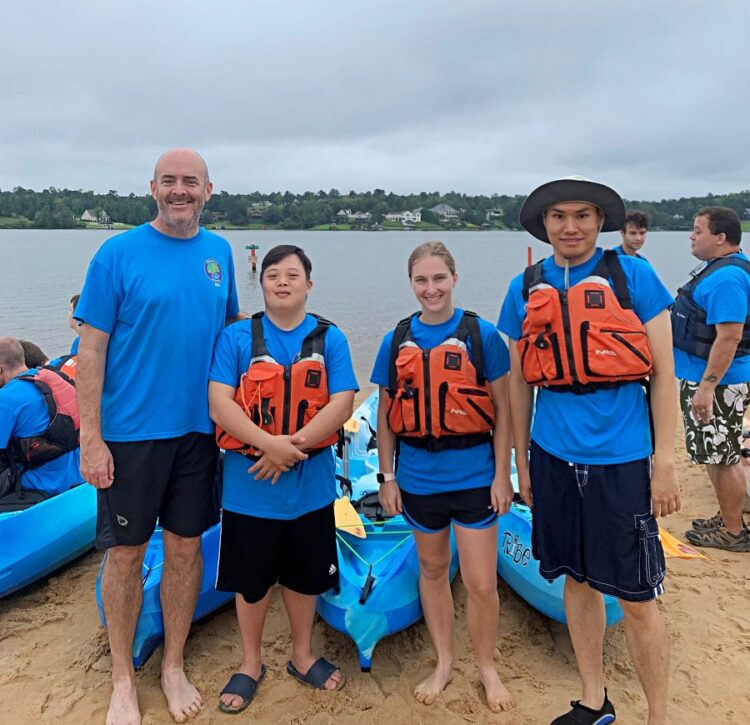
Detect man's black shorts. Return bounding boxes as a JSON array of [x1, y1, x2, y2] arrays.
[[400, 486, 498, 533], [96, 432, 220, 549], [529, 441, 666, 603], [217, 503, 339, 604]]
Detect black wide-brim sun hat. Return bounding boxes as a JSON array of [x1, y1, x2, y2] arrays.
[[519, 176, 626, 243]]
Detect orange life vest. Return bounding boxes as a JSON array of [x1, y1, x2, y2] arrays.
[[53, 354, 78, 382], [215, 312, 339, 458], [386, 311, 495, 451], [12, 366, 80, 469], [519, 250, 652, 394]]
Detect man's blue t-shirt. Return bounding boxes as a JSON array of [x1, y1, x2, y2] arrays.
[[75, 223, 240, 441], [498, 248, 673, 465], [370, 308, 509, 496], [210, 314, 359, 520], [674, 252, 750, 385], [70, 337, 79, 355], [0, 370, 82, 495], [615, 245, 648, 262]]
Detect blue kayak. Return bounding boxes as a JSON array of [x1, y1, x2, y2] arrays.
[[0, 483, 97, 598], [497, 497, 623, 626], [317, 471, 460, 671], [96, 522, 234, 668]]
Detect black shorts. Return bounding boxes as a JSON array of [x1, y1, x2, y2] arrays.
[[217, 503, 339, 604], [96, 432, 220, 549], [529, 441, 666, 603], [400, 486, 498, 534]]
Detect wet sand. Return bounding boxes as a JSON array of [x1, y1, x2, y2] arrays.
[[1, 404, 749, 724]]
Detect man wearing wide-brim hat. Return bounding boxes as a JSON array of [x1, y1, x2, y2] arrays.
[[498, 177, 681, 725]]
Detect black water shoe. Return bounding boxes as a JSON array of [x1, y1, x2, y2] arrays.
[[551, 688, 615, 724]]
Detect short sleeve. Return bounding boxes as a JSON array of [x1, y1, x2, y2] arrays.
[[209, 326, 243, 388], [74, 257, 118, 334], [478, 320, 510, 381], [323, 326, 359, 395], [497, 274, 525, 341], [369, 331, 395, 388]]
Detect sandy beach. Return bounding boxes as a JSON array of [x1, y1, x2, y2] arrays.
[[1, 391, 749, 725]]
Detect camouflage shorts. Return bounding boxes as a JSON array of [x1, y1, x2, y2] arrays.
[[679, 379, 750, 465]]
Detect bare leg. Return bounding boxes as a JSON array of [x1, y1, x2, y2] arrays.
[[454, 523, 514, 712], [220, 591, 272, 711], [101, 543, 148, 725], [412, 528, 454, 705], [160, 531, 202, 723], [706, 463, 746, 533], [454, 524, 515, 712], [564, 576, 607, 710], [281, 587, 342, 689], [619, 599, 670, 725]]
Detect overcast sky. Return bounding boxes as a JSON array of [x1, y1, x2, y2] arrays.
[[2, 0, 748, 200]]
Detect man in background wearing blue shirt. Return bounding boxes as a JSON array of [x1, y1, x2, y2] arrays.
[[616, 210, 650, 260], [673, 207, 750, 552], [75, 149, 241, 725]]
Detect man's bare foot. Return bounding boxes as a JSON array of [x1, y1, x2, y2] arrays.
[[161, 667, 202, 723], [479, 667, 515, 713], [106, 679, 141, 725], [413, 663, 453, 705]]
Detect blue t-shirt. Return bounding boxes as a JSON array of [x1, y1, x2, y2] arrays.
[[674, 252, 750, 384], [210, 314, 359, 519], [0, 370, 82, 495], [370, 308, 509, 495], [75, 223, 240, 441], [70, 336, 79, 355], [498, 248, 673, 465], [615, 245, 648, 262]]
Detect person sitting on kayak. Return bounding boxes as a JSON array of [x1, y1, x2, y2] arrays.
[[371, 241, 515, 713], [0, 336, 82, 502], [209, 244, 358, 712]]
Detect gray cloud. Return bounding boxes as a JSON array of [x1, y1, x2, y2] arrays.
[[1, 0, 748, 198]]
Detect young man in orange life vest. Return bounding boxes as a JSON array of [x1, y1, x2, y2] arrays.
[[498, 177, 681, 725], [209, 244, 357, 713]]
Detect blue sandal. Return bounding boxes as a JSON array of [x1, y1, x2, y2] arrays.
[[286, 658, 345, 691], [219, 664, 267, 714]]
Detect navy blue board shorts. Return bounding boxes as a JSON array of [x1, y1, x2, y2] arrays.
[[400, 486, 498, 534], [529, 441, 666, 603]]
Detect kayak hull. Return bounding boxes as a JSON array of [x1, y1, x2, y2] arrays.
[[96, 521, 234, 668], [0, 484, 97, 598], [317, 513, 459, 671]]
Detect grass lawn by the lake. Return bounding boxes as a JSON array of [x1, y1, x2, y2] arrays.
[[0, 215, 33, 228]]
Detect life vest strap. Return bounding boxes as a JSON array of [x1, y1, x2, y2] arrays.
[[399, 431, 492, 452]]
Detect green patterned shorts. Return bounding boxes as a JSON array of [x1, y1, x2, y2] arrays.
[[679, 379, 750, 464]]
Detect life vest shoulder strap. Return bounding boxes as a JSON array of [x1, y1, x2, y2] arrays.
[[679, 255, 750, 300], [388, 313, 419, 393], [453, 310, 486, 385], [16, 369, 61, 421], [522, 260, 546, 302], [250, 311, 336, 361], [593, 249, 633, 310]]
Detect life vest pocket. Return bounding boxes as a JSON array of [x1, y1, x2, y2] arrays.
[[437, 381, 494, 435], [518, 332, 565, 385], [579, 323, 652, 381], [387, 386, 421, 434], [526, 291, 557, 325]]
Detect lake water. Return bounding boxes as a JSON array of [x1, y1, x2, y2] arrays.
[[0, 228, 700, 381]]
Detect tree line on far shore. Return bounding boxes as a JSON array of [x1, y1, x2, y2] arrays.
[[1, 186, 749, 231]]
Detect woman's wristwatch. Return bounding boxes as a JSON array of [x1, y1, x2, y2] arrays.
[[376, 472, 396, 484]]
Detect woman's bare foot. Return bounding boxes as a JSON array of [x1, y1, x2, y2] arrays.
[[106, 679, 141, 725], [414, 663, 453, 705], [161, 667, 202, 723], [479, 667, 515, 713]]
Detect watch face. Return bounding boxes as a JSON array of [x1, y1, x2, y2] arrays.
[[376, 473, 385, 483]]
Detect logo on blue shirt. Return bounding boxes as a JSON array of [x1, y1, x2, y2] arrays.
[[204, 258, 223, 286]]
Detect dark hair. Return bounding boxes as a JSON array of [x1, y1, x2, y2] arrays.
[[70, 293, 81, 310], [622, 210, 650, 231], [260, 245, 312, 281], [696, 206, 742, 246], [19, 340, 48, 369]]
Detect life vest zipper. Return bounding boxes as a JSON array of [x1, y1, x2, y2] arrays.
[[423, 349, 432, 434], [560, 290, 579, 383], [282, 364, 292, 434]]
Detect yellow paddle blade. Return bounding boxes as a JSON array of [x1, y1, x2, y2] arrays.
[[334, 497, 366, 538], [659, 527, 709, 560], [343, 418, 360, 434]]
